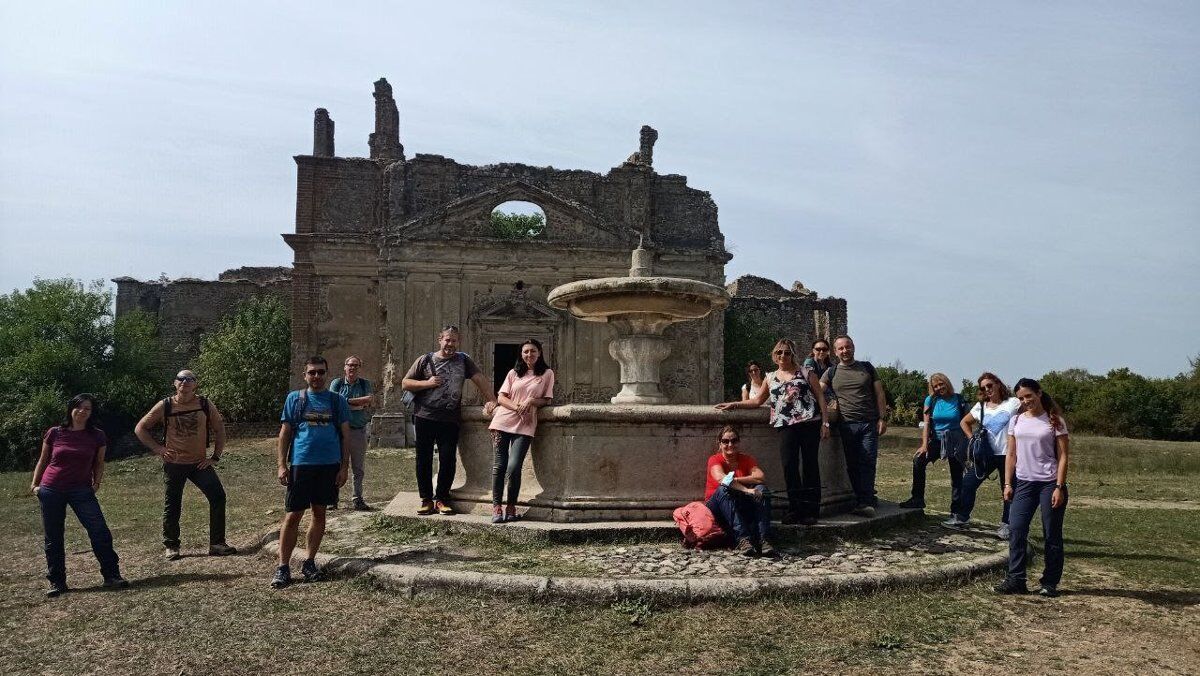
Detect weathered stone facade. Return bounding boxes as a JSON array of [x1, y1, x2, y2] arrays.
[[727, 275, 848, 349], [113, 267, 291, 376], [113, 78, 848, 441]]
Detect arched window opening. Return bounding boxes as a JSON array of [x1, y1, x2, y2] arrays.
[[490, 201, 545, 239]]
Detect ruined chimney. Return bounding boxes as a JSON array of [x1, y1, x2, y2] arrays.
[[639, 125, 658, 167], [369, 78, 404, 161], [313, 108, 334, 157]]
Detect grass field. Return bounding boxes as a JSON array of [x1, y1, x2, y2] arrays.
[[0, 431, 1196, 675]]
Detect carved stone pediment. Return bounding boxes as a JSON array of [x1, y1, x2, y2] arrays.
[[388, 180, 637, 247], [472, 289, 563, 325]]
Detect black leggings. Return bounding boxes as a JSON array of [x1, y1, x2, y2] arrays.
[[778, 421, 822, 518]]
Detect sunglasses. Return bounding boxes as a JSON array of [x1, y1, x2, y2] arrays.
[[306, 369, 327, 376], [175, 376, 196, 383], [813, 347, 829, 352], [719, 437, 740, 444], [345, 363, 361, 368], [980, 383, 995, 390], [773, 350, 793, 356]]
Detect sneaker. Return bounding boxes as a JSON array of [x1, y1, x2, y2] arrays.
[[996, 523, 1011, 540], [898, 498, 926, 509], [327, 502, 339, 511], [732, 538, 755, 556], [434, 500, 455, 516], [1038, 585, 1059, 598], [941, 515, 968, 529], [352, 498, 371, 511], [164, 547, 182, 561], [852, 505, 876, 518], [45, 581, 69, 597], [416, 500, 436, 516], [504, 507, 521, 522], [301, 558, 323, 583], [993, 578, 1029, 595], [208, 543, 238, 556], [270, 565, 292, 589], [491, 505, 505, 524], [761, 541, 781, 559], [103, 576, 130, 589]]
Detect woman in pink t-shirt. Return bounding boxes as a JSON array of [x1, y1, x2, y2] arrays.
[[29, 394, 127, 596], [995, 378, 1070, 598], [487, 339, 555, 523]]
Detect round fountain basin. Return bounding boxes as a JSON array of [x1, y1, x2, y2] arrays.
[[547, 276, 729, 323]]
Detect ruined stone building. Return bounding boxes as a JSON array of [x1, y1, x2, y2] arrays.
[[115, 78, 847, 443]]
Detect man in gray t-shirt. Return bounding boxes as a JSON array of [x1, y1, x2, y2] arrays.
[[821, 336, 888, 516], [401, 325, 497, 515]]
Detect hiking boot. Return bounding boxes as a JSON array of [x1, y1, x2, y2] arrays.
[[103, 576, 130, 589], [941, 515, 968, 529], [1038, 585, 1059, 598], [898, 498, 925, 509], [416, 500, 436, 516], [435, 500, 455, 516], [164, 547, 182, 561], [732, 538, 755, 557], [491, 505, 505, 524], [208, 543, 237, 556], [760, 541, 781, 559], [45, 581, 69, 597], [996, 523, 1011, 540], [851, 505, 876, 518], [993, 578, 1029, 595], [270, 565, 292, 589], [352, 498, 371, 511], [301, 558, 323, 582]]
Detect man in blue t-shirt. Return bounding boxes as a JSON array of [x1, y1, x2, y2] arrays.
[[270, 355, 352, 589]]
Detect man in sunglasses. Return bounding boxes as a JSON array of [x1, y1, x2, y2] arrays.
[[271, 356, 352, 588], [135, 369, 236, 561]]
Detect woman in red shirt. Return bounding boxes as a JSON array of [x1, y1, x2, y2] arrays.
[[703, 425, 778, 557], [29, 394, 127, 596]]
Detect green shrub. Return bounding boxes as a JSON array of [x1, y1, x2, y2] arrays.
[[490, 211, 545, 239], [722, 310, 777, 400], [194, 295, 290, 422], [0, 279, 162, 469]]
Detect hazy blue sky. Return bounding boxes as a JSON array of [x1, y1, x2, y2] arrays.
[[2, 1, 1197, 385]]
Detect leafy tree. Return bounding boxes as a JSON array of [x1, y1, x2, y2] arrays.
[[490, 211, 545, 239], [0, 279, 161, 469], [194, 295, 290, 422], [875, 362, 928, 427], [722, 310, 777, 400]]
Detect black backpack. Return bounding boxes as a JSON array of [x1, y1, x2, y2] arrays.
[[162, 396, 211, 448]]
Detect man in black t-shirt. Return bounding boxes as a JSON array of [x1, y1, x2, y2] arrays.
[[401, 325, 497, 515]]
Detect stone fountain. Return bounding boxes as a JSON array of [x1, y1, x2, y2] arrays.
[[386, 244, 855, 523]]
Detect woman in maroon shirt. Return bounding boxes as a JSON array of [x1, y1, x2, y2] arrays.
[[29, 394, 127, 596]]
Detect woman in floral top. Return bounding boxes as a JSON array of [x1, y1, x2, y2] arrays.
[[716, 338, 830, 524]]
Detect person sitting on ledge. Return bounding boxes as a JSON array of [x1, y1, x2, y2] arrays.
[[703, 425, 779, 558]]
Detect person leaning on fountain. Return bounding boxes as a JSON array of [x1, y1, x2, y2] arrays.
[[715, 338, 829, 526], [401, 325, 497, 516], [703, 426, 779, 558]]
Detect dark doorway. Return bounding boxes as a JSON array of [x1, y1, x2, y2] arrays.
[[494, 343, 521, 394]]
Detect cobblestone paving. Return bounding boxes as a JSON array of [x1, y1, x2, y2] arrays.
[[321, 511, 1006, 579]]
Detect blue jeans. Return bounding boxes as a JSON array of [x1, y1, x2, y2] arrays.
[[705, 485, 773, 546], [491, 431, 532, 506], [837, 421, 879, 507], [37, 486, 122, 585], [957, 453, 1011, 524], [1006, 479, 1068, 588], [908, 430, 964, 513]]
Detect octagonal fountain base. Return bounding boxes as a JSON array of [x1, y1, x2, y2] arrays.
[[398, 405, 856, 523]]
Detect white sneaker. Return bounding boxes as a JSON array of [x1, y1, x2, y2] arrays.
[[996, 524, 1011, 540], [940, 516, 967, 528]]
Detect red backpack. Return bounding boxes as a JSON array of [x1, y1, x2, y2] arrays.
[[673, 501, 728, 549]]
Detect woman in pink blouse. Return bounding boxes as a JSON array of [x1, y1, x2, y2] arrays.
[[488, 339, 555, 523]]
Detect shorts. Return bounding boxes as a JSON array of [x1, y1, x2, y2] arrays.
[[285, 464, 340, 512]]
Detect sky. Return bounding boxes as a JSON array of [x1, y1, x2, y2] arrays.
[[1, 1, 1197, 385]]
